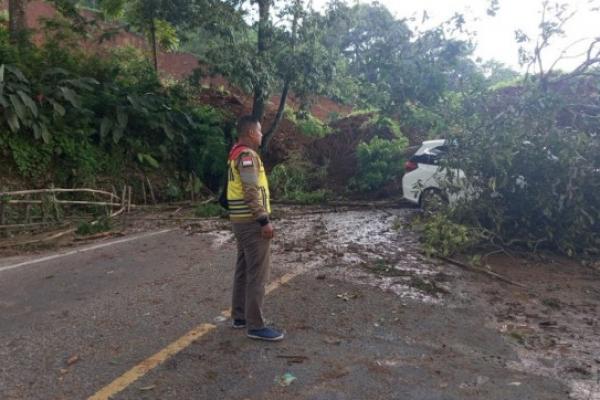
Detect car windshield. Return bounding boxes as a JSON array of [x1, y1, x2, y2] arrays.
[[412, 145, 448, 165]]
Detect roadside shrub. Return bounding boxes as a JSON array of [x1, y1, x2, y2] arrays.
[[76, 217, 112, 236], [350, 135, 409, 192], [287, 189, 330, 204], [0, 29, 228, 190]]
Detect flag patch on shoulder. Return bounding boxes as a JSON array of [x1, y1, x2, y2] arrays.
[[241, 156, 254, 167]]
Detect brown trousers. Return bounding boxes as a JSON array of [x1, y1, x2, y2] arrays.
[[231, 222, 271, 330]]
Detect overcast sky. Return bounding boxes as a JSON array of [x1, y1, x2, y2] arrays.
[[309, 0, 600, 72]]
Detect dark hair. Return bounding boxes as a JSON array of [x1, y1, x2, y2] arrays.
[[237, 115, 258, 137]]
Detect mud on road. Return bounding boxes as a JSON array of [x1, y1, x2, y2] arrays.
[[189, 206, 600, 400], [1, 205, 599, 399]]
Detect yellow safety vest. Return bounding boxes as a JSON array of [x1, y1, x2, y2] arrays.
[[226, 147, 271, 221]]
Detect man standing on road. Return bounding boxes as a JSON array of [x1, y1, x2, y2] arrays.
[[226, 115, 284, 341]]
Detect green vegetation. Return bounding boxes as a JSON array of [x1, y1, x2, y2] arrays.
[[296, 114, 331, 138], [194, 202, 223, 218], [418, 213, 479, 258], [360, 115, 402, 137], [76, 217, 112, 236], [269, 157, 330, 204], [0, 24, 229, 196], [283, 109, 331, 138], [1, 0, 598, 259], [435, 82, 600, 257], [350, 136, 409, 192]]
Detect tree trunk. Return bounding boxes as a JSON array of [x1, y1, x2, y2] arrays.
[[252, 0, 271, 122], [8, 0, 28, 44], [261, 79, 290, 153], [260, 0, 301, 153], [252, 86, 266, 122], [150, 18, 159, 71]]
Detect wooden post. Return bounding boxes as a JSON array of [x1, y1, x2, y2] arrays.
[[146, 177, 157, 205], [127, 186, 132, 213], [141, 177, 147, 205], [49, 185, 62, 222], [121, 185, 127, 209], [0, 198, 6, 238], [111, 186, 117, 216], [25, 194, 32, 224], [190, 174, 195, 204]]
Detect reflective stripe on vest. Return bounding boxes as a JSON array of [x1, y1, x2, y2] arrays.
[[226, 148, 271, 220]]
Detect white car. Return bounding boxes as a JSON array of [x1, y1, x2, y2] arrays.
[[402, 139, 465, 210]]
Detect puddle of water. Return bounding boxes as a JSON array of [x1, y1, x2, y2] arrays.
[[570, 378, 600, 400]]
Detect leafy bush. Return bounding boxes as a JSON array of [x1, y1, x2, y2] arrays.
[[297, 113, 331, 138], [269, 157, 330, 204], [76, 217, 112, 236], [361, 115, 402, 137], [350, 135, 409, 192], [418, 213, 479, 257], [195, 203, 223, 218]]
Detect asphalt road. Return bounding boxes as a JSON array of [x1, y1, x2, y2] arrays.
[[0, 215, 573, 400]]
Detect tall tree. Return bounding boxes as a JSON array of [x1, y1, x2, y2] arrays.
[[98, 0, 193, 70], [260, 0, 301, 151], [251, 0, 273, 121], [320, 2, 474, 111], [8, 0, 28, 44], [199, 0, 342, 151]]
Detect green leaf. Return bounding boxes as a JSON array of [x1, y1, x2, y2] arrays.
[[112, 124, 124, 144], [5, 109, 20, 132], [116, 108, 128, 128], [33, 123, 42, 140], [60, 87, 81, 108], [81, 77, 100, 85], [162, 122, 175, 140], [9, 94, 26, 120], [17, 90, 38, 118], [100, 117, 113, 139], [0, 65, 4, 83], [50, 100, 66, 117], [66, 80, 92, 92], [143, 154, 160, 168], [5, 65, 28, 83], [40, 124, 51, 144], [137, 153, 160, 168]]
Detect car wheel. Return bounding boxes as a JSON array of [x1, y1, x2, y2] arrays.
[[419, 188, 448, 213]]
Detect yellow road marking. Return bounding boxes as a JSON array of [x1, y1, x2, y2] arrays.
[[88, 270, 302, 400], [88, 324, 215, 400]]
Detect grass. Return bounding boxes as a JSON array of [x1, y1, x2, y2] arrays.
[[542, 298, 562, 310], [76, 217, 112, 236], [195, 203, 223, 218]]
